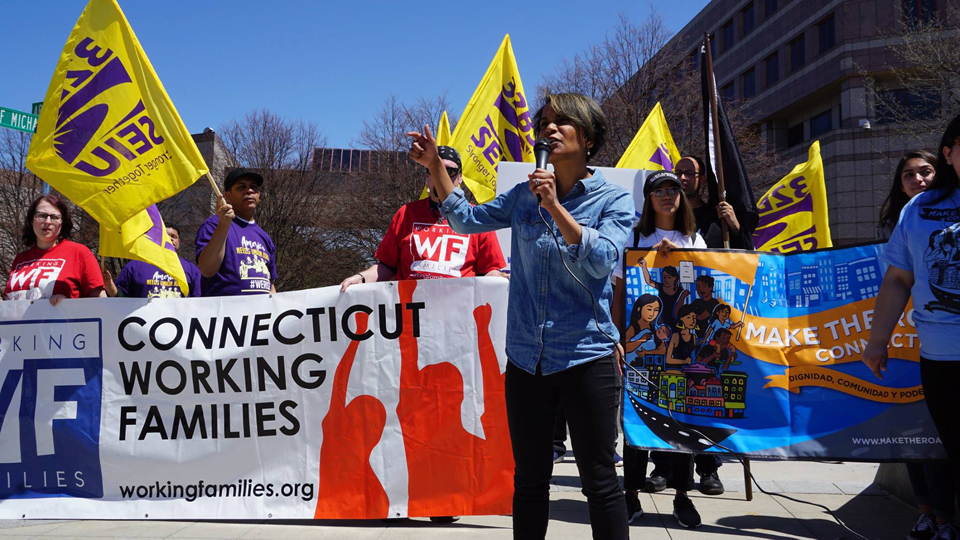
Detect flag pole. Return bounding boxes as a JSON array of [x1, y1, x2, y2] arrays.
[[205, 172, 222, 200], [704, 33, 730, 248]]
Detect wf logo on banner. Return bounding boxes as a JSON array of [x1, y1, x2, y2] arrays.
[[451, 35, 535, 204], [0, 320, 103, 499], [26, 0, 208, 230]]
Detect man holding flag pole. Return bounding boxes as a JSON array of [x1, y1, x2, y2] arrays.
[[699, 33, 760, 251]]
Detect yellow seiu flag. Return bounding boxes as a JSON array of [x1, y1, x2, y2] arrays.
[[616, 102, 682, 171], [437, 110, 452, 146], [753, 141, 832, 252], [451, 34, 535, 203], [420, 111, 455, 200], [26, 0, 208, 231], [99, 205, 189, 295]]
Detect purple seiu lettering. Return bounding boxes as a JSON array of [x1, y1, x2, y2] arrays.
[[501, 78, 516, 99], [758, 175, 807, 214], [117, 123, 153, 156], [471, 114, 496, 148], [138, 116, 164, 145], [74, 37, 113, 67], [495, 94, 520, 130], [481, 115, 501, 166], [55, 55, 132, 173], [500, 130, 522, 162], [64, 70, 94, 91], [517, 110, 535, 147], [484, 139, 502, 165], [75, 145, 121, 176]]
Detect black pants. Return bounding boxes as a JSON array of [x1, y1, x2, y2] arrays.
[[506, 357, 628, 540], [554, 406, 567, 456], [920, 359, 960, 494], [694, 454, 721, 476], [623, 447, 694, 492]]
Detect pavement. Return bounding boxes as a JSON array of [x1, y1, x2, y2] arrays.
[[0, 457, 917, 539]]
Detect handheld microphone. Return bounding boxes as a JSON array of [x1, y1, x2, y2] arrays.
[[533, 138, 553, 204]]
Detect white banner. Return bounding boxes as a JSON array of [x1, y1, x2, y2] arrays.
[[0, 278, 513, 519]]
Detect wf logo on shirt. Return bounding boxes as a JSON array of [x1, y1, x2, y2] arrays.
[[6, 259, 66, 301], [410, 223, 469, 278], [0, 320, 103, 499]]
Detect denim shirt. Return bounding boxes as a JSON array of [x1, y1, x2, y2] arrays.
[[440, 169, 635, 375]]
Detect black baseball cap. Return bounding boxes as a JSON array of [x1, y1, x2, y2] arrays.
[[437, 146, 462, 172], [643, 170, 681, 196], [224, 168, 264, 190]]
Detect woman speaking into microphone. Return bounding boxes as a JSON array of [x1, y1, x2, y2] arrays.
[[408, 93, 634, 540]]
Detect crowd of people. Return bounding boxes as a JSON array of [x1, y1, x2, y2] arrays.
[[2, 92, 958, 540]]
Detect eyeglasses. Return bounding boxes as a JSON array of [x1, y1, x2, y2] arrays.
[[652, 187, 680, 199], [427, 167, 461, 178], [34, 212, 63, 223], [676, 170, 701, 179]]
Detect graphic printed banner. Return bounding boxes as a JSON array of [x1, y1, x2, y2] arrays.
[[622, 245, 944, 460], [0, 278, 512, 519]]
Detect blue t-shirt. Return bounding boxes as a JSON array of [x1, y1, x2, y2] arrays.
[[114, 259, 202, 298], [195, 216, 277, 297], [883, 189, 960, 360]]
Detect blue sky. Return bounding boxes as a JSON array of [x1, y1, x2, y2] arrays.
[[1, 1, 709, 148]]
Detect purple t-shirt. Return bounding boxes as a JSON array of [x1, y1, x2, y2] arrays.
[[195, 216, 277, 296], [114, 258, 202, 298]]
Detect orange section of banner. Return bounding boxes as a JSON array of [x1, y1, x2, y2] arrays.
[[624, 249, 760, 285], [733, 298, 919, 367], [764, 366, 924, 403]]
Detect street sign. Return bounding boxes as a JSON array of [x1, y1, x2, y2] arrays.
[[31, 101, 43, 115], [0, 106, 38, 133]]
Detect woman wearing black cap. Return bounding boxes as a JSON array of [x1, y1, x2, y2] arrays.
[[612, 170, 705, 529]]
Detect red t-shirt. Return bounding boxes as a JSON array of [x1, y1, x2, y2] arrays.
[[376, 199, 506, 280], [4, 240, 104, 301]]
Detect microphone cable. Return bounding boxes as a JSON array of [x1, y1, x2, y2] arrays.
[[537, 203, 870, 540]]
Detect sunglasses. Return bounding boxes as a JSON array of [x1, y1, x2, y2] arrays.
[[428, 167, 461, 178], [652, 187, 681, 198]]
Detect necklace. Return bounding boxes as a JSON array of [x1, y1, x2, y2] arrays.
[[654, 229, 680, 245]]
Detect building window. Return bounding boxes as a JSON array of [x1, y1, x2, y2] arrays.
[[742, 68, 756, 98], [765, 0, 778, 17], [810, 109, 833, 138], [691, 51, 700, 72], [790, 34, 806, 72], [787, 123, 804, 147], [722, 20, 735, 52], [903, 0, 937, 28], [818, 14, 836, 54], [876, 88, 942, 124], [765, 52, 779, 87], [742, 3, 756, 35], [722, 82, 735, 102]]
